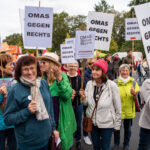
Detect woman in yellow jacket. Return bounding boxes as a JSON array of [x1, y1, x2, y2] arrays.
[[113, 64, 140, 150]]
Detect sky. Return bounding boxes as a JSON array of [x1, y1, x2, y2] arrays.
[[0, 0, 132, 40]]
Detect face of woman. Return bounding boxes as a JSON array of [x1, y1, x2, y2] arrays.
[[120, 67, 130, 79], [92, 66, 103, 81], [68, 63, 78, 75], [5, 61, 14, 74], [39, 60, 50, 72], [21, 64, 36, 81]]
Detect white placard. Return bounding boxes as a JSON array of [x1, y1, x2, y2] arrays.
[[135, 2, 150, 66], [0, 36, 1, 49], [24, 6, 53, 49], [87, 11, 114, 51], [75, 31, 95, 59], [125, 18, 141, 41], [65, 38, 75, 45], [61, 44, 75, 64]]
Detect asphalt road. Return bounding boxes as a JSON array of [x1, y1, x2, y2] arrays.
[[71, 112, 140, 150]]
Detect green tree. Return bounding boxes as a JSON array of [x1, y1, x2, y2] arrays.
[[128, 0, 150, 6]]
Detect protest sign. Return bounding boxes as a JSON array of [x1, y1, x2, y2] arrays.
[[75, 31, 95, 59], [0, 78, 16, 87], [60, 44, 75, 64], [125, 18, 141, 41], [65, 38, 75, 45], [24, 6, 53, 49], [135, 2, 150, 66], [87, 11, 114, 51]]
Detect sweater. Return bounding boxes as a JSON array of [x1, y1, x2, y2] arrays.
[[4, 79, 56, 149]]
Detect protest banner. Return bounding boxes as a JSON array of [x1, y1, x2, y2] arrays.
[[134, 2, 150, 66], [75, 31, 95, 59], [60, 44, 75, 64], [24, 6, 53, 49], [87, 11, 114, 51], [125, 18, 141, 41]]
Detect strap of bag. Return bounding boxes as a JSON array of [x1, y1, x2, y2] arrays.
[[90, 89, 104, 119]]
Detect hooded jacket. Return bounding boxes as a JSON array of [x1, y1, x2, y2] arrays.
[[84, 80, 122, 130], [117, 77, 140, 119]]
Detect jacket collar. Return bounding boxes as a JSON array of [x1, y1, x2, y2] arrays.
[[118, 77, 134, 85]]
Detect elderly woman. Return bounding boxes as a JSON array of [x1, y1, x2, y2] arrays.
[[137, 79, 150, 150], [84, 59, 122, 150], [67, 61, 83, 150], [4, 56, 59, 150], [113, 64, 140, 150], [0, 54, 17, 150], [39, 52, 76, 150]]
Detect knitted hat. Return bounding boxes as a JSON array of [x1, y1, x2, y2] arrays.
[[38, 52, 61, 66], [93, 59, 108, 74]]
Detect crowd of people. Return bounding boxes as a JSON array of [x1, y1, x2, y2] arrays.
[[0, 50, 150, 150]]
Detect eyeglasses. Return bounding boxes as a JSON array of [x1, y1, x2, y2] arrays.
[[88, 62, 94, 65], [69, 66, 78, 68]]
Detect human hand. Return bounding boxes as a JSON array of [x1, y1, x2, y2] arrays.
[[53, 130, 59, 143], [28, 101, 37, 114], [79, 89, 86, 100], [0, 84, 7, 95], [51, 66, 62, 82], [130, 88, 136, 96]]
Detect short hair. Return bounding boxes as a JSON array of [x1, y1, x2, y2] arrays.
[[0, 54, 13, 68], [104, 54, 111, 61], [91, 65, 108, 83], [119, 64, 130, 72], [15, 56, 41, 82], [127, 50, 132, 53]]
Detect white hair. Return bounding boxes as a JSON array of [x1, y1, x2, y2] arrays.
[[119, 64, 130, 72]]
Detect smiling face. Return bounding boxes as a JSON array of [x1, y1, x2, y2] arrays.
[[68, 63, 78, 76], [5, 61, 14, 75], [92, 65, 103, 81], [120, 66, 130, 79], [21, 64, 36, 81]]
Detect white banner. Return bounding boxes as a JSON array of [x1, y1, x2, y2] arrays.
[[24, 6, 53, 49], [75, 31, 95, 59], [125, 18, 141, 41], [135, 2, 150, 66], [87, 11, 114, 51], [61, 44, 75, 64]]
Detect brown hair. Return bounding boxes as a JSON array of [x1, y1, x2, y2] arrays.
[[91, 65, 108, 83], [15, 56, 41, 82], [0, 54, 13, 68]]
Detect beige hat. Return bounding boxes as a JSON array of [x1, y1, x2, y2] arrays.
[[38, 52, 61, 66]]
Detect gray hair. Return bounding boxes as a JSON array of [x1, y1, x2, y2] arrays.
[[119, 64, 130, 72], [67, 61, 79, 67]]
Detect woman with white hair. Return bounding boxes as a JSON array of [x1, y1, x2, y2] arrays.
[[113, 64, 140, 150], [67, 61, 84, 150]]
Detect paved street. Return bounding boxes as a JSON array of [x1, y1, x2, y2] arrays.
[[71, 112, 140, 150]]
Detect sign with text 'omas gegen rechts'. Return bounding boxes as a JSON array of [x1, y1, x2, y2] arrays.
[[60, 44, 75, 64], [125, 18, 141, 41], [24, 6, 53, 49], [75, 31, 95, 59], [135, 3, 150, 66], [87, 11, 114, 51]]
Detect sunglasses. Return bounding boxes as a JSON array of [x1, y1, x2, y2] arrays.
[[88, 62, 94, 65]]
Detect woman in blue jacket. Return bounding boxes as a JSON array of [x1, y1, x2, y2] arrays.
[[0, 53, 17, 150], [4, 56, 59, 150]]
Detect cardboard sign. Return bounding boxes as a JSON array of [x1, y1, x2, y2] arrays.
[[75, 31, 95, 59], [135, 2, 150, 66], [125, 18, 141, 41], [60, 44, 75, 64], [24, 6, 53, 49], [87, 11, 114, 51]]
